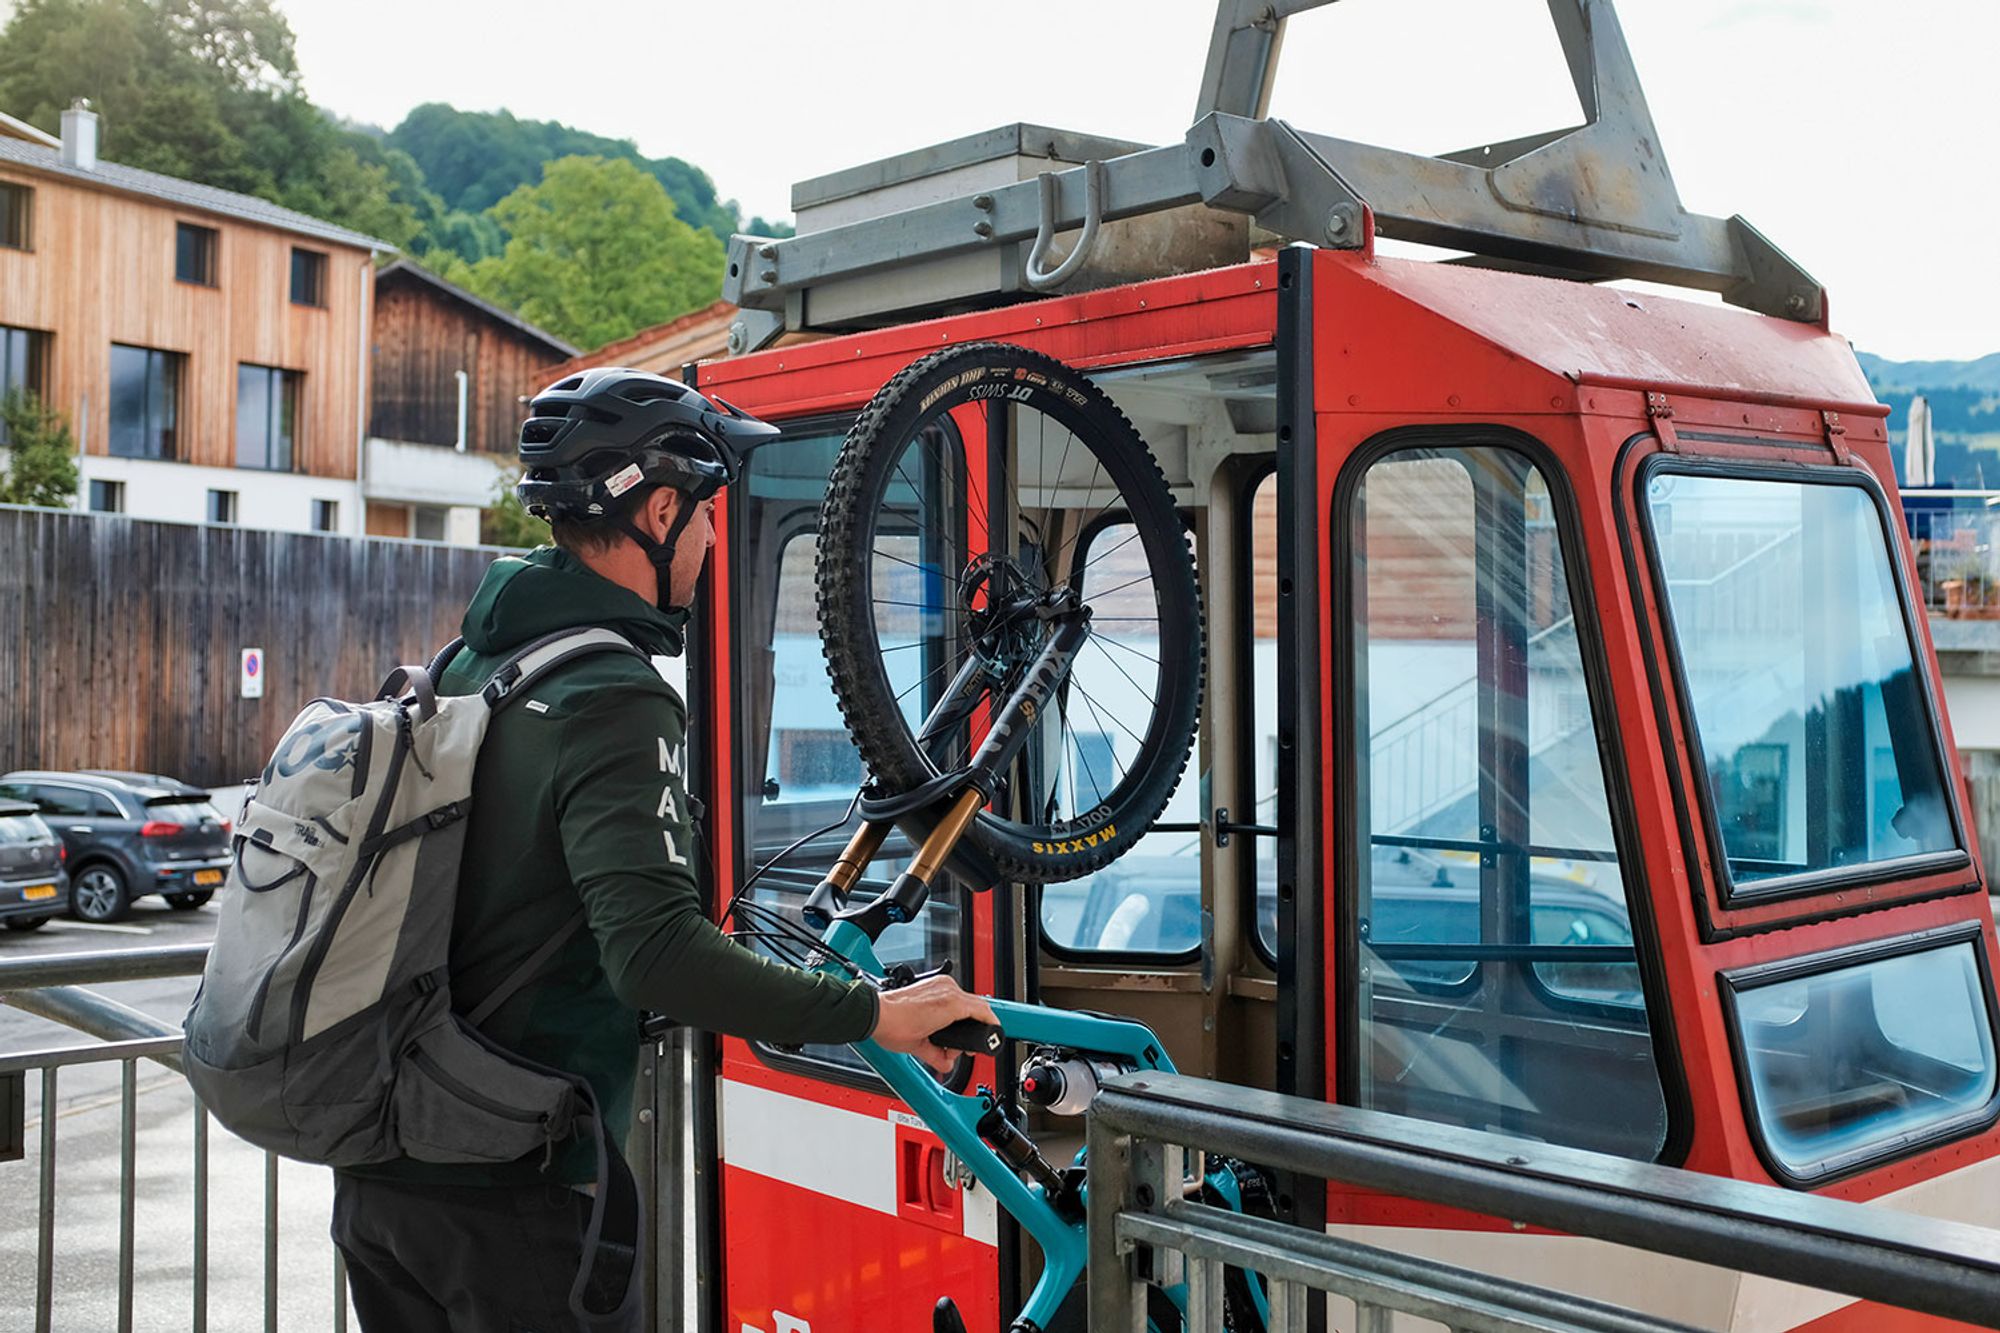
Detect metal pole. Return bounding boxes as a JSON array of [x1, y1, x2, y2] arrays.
[[657, 1029, 688, 1333], [265, 1152, 280, 1333], [193, 1105, 208, 1333], [119, 1059, 136, 1333], [1085, 1109, 1143, 1333], [35, 1065, 56, 1333], [334, 1249, 348, 1333]]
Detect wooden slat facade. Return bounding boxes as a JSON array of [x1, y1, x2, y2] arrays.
[[369, 264, 573, 457], [0, 507, 501, 788], [0, 165, 372, 478]]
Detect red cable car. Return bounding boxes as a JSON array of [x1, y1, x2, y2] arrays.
[[679, 7, 2000, 1331]]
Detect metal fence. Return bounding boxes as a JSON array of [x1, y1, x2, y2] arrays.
[[1085, 1073, 2000, 1333], [1902, 490, 2000, 618]]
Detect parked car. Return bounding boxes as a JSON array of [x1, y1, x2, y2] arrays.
[[0, 799, 69, 931], [0, 771, 231, 923]]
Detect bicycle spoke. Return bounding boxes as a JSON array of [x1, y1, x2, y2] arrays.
[[1058, 690, 1110, 810], [1074, 525, 1145, 582], [1086, 636, 1161, 706], [1070, 683, 1134, 785], [870, 544, 946, 581], [893, 656, 957, 706], [1093, 634, 1162, 669]]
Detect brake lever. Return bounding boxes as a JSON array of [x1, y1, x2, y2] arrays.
[[877, 958, 956, 990]]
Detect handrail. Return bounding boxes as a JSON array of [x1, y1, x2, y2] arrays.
[[0, 943, 209, 992], [1085, 1073, 2000, 1331]]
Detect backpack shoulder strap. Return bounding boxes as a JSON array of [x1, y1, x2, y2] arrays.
[[481, 628, 646, 710], [464, 907, 588, 1028]]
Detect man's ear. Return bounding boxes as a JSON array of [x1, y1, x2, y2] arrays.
[[645, 487, 681, 543]]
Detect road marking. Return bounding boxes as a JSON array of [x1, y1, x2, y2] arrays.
[[56, 921, 152, 936]]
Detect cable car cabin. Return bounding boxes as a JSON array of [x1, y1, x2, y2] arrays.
[[686, 238, 1999, 1333]]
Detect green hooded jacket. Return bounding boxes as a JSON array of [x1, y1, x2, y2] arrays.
[[350, 547, 877, 1187]]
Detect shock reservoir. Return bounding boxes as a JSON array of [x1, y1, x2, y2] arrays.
[[1019, 1050, 1129, 1117]]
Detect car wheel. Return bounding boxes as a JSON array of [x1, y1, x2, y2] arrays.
[[165, 890, 214, 910], [70, 863, 133, 924], [3, 916, 51, 932]]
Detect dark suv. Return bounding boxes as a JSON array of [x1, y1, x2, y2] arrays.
[[0, 800, 69, 931], [0, 771, 231, 923]]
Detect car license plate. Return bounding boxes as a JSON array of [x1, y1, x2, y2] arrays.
[[194, 869, 224, 887], [23, 884, 55, 901]]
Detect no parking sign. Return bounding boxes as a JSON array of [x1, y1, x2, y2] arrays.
[[241, 648, 264, 700]]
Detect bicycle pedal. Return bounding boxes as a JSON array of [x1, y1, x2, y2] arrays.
[[933, 1297, 969, 1333]]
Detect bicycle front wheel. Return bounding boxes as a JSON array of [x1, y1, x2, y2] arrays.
[[817, 343, 1203, 885]]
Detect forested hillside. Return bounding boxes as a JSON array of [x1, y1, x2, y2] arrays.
[[1858, 352, 2000, 488]]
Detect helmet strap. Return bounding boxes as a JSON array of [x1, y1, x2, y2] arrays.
[[614, 490, 702, 610]]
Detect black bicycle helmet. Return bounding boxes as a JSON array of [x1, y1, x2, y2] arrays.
[[515, 366, 778, 522]]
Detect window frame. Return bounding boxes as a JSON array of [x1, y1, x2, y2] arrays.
[[235, 362, 301, 472], [1635, 454, 1971, 909], [726, 411, 978, 1095], [1027, 504, 1207, 966], [175, 221, 218, 287], [1239, 459, 1287, 970], [88, 479, 125, 513], [311, 499, 339, 532], [207, 489, 237, 525], [290, 246, 328, 308], [108, 343, 183, 462], [1330, 423, 1692, 1164], [1719, 920, 2000, 1185], [0, 179, 33, 251]]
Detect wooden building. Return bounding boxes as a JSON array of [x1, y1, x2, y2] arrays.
[[0, 106, 389, 535], [364, 260, 575, 543]]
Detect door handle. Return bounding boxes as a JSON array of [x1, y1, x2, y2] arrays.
[[67, 826, 90, 834]]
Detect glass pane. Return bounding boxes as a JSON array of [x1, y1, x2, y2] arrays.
[[276, 371, 298, 470], [1250, 472, 1282, 958], [236, 365, 270, 468], [32, 786, 92, 817], [1648, 475, 1957, 886], [1040, 519, 1202, 955], [1349, 446, 1666, 1159], [736, 428, 963, 1076], [108, 344, 147, 458], [1734, 941, 1997, 1178], [151, 350, 178, 460]]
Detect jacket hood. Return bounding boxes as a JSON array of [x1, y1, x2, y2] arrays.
[[460, 547, 687, 658]]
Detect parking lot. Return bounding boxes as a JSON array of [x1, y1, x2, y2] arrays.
[[0, 898, 356, 1332]]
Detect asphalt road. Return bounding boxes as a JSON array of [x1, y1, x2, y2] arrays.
[[0, 899, 357, 1332]]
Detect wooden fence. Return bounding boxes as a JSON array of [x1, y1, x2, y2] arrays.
[[0, 506, 508, 789]]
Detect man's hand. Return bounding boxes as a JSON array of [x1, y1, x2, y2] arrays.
[[869, 975, 998, 1075]]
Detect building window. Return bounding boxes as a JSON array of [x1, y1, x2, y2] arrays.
[[236, 363, 300, 471], [0, 324, 49, 445], [207, 489, 237, 524], [108, 343, 182, 460], [0, 181, 31, 251], [312, 499, 339, 532], [412, 505, 447, 541], [88, 479, 123, 513], [290, 247, 327, 307], [175, 222, 217, 286]]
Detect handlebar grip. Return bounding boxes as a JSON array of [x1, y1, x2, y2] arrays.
[[930, 1018, 1004, 1056]]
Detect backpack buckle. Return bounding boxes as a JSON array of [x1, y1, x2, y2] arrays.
[[482, 664, 523, 703]]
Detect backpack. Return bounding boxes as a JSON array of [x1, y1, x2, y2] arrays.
[[182, 626, 646, 1323]]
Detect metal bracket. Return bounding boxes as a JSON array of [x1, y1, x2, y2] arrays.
[[1822, 410, 1852, 466], [1646, 392, 1680, 454], [1186, 114, 1366, 248]]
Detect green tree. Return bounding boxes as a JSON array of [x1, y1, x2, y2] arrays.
[[482, 469, 547, 550], [459, 157, 725, 351], [0, 391, 80, 508]]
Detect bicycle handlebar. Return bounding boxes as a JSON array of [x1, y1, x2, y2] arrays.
[[929, 1018, 1004, 1055]]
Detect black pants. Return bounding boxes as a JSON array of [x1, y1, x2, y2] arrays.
[[332, 1173, 640, 1333]]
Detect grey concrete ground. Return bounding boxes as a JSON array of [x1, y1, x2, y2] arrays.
[[0, 901, 357, 1332]]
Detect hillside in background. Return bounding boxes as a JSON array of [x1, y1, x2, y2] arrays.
[[1858, 352, 2000, 488]]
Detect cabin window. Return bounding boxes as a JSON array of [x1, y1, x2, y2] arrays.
[[0, 324, 49, 445], [731, 422, 967, 1080], [0, 181, 31, 250], [1344, 441, 1670, 1160], [108, 343, 182, 460], [1249, 469, 1282, 960], [290, 247, 327, 307], [1039, 514, 1204, 958], [1724, 927, 1999, 1182], [236, 363, 300, 471], [1644, 469, 1959, 897], [175, 222, 217, 286]]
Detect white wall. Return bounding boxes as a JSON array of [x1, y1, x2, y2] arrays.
[[77, 454, 363, 535], [1942, 675, 2000, 751]]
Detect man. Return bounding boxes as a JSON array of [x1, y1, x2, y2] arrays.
[[331, 368, 993, 1331]]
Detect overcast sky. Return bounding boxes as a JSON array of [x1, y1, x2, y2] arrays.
[[276, 0, 1996, 361]]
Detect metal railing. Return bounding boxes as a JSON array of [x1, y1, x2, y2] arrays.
[[1902, 490, 2000, 618], [0, 945, 352, 1333], [0, 944, 696, 1332], [1085, 1073, 2000, 1333]]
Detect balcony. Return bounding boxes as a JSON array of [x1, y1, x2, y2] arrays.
[[1903, 491, 2000, 654]]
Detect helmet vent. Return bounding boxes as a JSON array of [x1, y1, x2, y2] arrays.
[[618, 381, 684, 405], [520, 418, 565, 445], [551, 375, 585, 392]]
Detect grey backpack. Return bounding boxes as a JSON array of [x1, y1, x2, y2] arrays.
[[182, 627, 645, 1322]]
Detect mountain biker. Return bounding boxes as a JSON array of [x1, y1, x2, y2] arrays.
[[329, 367, 994, 1333]]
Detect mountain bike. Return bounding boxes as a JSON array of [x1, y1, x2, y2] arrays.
[[729, 345, 1267, 1332]]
